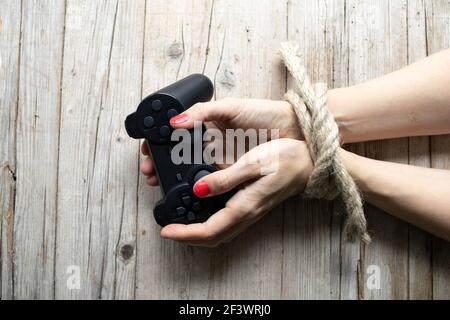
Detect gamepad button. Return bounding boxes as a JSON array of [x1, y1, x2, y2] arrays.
[[192, 202, 202, 212], [181, 195, 192, 206], [167, 109, 178, 119], [159, 126, 171, 137], [176, 207, 187, 216], [193, 170, 212, 184], [151, 99, 163, 111], [143, 116, 155, 128], [187, 211, 196, 222]]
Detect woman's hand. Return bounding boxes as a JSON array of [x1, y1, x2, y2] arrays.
[[160, 139, 313, 247], [169, 98, 301, 139], [140, 98, 302, 186]]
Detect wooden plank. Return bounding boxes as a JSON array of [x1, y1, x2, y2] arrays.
[[340, 2, 365, 300], [2, 0, 449, 300], [347, 0, 409, 299], [425, 0, 450, 300], [0, 0, 22, 300], [56, 0, 145, 299], [283, 0, 346, 300], [136, 0, 215, 300], [204, 0, 286, 299], [406, 0, 433, 300], [94, 0, 145, 300], [10, 0, 65, 299]]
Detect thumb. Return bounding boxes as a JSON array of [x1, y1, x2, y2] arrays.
[[169, 99, 240, 129], [193, 160, 261, 198]]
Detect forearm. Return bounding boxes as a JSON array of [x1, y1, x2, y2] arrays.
[[328, 49, 450, 143], [340, 149, 450, 242]]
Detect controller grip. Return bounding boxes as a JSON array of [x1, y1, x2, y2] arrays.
[[156, 74, 214, 110]]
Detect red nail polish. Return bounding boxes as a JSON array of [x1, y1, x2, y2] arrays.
[[193, 180, 210, 197], [170, 114, 189, 126]]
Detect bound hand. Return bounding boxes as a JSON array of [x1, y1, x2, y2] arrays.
[[161, 139, 313, 247], [140, 98, 302, 185]]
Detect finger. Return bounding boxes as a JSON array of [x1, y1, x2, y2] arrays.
[[141, 142, 150, 156], [140, 157, 155, 176], [146, 175, 159, 186], [177, 218, 251, 247], [223, 219, 255, 243], [160, 206, 241, 242], [192, 158, 261, 198], [169, 98, 241, 129], [178, 188, 268, 246]]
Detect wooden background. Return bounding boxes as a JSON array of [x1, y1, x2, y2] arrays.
[[1, 0, 449, 300]]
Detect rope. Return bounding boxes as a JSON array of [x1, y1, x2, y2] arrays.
[[279, 42, 371, 244]]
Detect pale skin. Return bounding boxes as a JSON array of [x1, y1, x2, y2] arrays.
[[141, 49, 450, 247]]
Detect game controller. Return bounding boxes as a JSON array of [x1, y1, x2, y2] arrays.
[[125, 74, 233, 227]]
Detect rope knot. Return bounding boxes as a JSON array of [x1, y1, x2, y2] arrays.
[[279, 42, 371, 244]]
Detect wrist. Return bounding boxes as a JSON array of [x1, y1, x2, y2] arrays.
[[284, 87, 358, 144], [338, 148, 370, 195], [327, 88, 352, 144], [281, 100, 304, 140], [290, 140, 314, 194]]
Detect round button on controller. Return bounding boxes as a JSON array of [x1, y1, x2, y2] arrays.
[[159, 125, 171, 137], [151, 99, 163, 112], [143, 116, 155, 128], [167, 109, 178, 119], [194, 170, 212, 184]]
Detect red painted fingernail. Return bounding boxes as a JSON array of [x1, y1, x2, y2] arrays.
[[170, 114, 189, 126], [193, 180, 210, 197]]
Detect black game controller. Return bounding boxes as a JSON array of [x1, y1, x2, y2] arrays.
[[125, 74, 233, 227]]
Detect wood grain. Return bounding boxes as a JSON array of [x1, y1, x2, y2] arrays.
[[282, 0, 346, 300], [56, 0, 144, 299], [347, 0, 410, 300], [136, 0, 215, 300], [1, 0, 449, 300], [0, 0, 22, 300], [204, 0, 286, 299], [12, 0, 65, 299]]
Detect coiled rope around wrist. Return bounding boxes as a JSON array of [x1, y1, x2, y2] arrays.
[[279, 42, 371, 244]]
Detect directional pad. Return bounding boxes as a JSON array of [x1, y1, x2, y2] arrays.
[[176, 207, 186, 216], [166, 192, 210, 225], [181, 195, 192, 206], [187, 211, 196, 222], [192, 202, 202, 212]]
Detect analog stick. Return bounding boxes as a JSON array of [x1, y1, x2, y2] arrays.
[[193, 170, 212, 184]]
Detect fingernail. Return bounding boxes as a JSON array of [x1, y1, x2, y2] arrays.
[[193, 180, 210, 197], [170, 114, 189, 126]]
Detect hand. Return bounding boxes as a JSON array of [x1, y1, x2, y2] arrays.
[[140, 98, 302, 185], [160, 139, 313, 247]]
